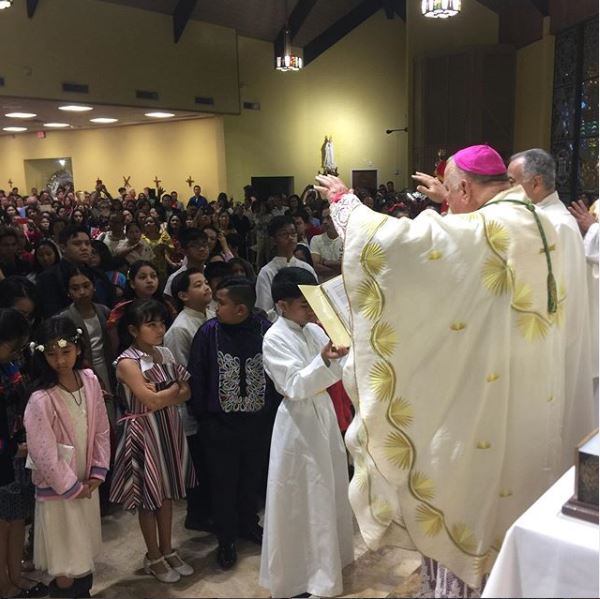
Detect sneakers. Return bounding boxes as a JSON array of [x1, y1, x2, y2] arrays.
[[164, 551, 194, 576], [143, 555, 181, 583]]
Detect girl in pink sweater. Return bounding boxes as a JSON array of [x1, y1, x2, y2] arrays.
[[24, 317, 110, 598]]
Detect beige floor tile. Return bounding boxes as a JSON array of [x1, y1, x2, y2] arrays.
[[84, 501, 419, 598]]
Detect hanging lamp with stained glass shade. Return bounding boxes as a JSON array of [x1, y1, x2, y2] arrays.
[[421, 0, 461, 19], [275, 27, 303, 71]]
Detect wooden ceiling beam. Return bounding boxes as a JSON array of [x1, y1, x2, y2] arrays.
[[288, 0, 319, 40], [474, 0, 503, 14], [529, 0, 550, 16], [382, 0, 395, 19], [173, 0, 198, 44], [303, 0, 382, 66], [382, 0, 406, 21], [26, 0, 39, 18]]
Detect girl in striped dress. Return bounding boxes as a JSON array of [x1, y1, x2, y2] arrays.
[[109, 299, 196, 583]]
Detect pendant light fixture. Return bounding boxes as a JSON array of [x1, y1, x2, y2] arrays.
[[275, 1, 303, 71], [421, 0, 461, 19]]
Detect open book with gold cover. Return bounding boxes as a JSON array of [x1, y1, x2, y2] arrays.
[[299, 275, 351, 348]]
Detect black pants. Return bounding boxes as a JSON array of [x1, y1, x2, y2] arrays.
[[199, 412, 268, 545], [186, 431, 212, 522]]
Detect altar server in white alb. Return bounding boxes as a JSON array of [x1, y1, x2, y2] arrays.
[[316, 145, 574, 598], [259, 267, 354, 599]]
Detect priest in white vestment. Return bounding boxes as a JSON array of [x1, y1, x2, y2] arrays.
[[508, 149, 596, 454], [316, 145, 569, 598]]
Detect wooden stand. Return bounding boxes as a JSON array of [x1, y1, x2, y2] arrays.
[[562, 428, 599, 524], [561, 495, 599, 524]]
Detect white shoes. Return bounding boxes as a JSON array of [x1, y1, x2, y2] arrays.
[[143, 554, 180, 583], [164, 550, 194, 576]]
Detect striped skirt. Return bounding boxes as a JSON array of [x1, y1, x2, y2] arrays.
[[109, 405, 197, 511]]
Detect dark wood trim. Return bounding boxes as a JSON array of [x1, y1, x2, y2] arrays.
[[529, 0, 550, 17], [498, 1, 544, 48], [26, 0, 39, 18], [173, 0, 198, 44], [303, 0, 382, 66], [288, 0, 319, 39], [382, 0, 395, 19], [381, 0, 406, 21], [474, 0, 504, 14], [550, 0, 598, 34]]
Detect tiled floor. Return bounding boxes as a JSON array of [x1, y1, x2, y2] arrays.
[[75, 501, 422, 598]]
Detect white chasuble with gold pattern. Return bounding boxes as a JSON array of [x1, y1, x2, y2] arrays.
[[332, 187, 568, 590]]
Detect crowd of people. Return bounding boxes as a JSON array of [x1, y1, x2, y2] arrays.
[[0, 151, 596, 599], [0, 175, 425, 599]]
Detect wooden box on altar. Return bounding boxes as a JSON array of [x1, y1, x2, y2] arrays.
[[562, 428, 599, 524]]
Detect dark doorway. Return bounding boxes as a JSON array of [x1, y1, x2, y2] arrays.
[[352, 169, 378, 195], [251, 176, 294, 201]]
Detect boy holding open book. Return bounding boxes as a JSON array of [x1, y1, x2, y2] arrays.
[[259, 267, 354, 599]]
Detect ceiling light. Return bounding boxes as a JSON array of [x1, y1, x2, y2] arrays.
[[145, 111, 175, 118], [5, 112, 37, 119], [421, 0, 461, 18], [58, 105, 93, 112], [44, 123, 70, 128], [275, 27, 303, 72], [0, 0, 14, 9], [90, 117, 118, 124], [3, 127, 27, 132]]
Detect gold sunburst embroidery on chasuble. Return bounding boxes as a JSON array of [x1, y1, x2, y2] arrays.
[[369, 360, 396, 403], [416, 503, 444, 537], [371, 497, 394, 526], [356, 279, 383, 321], [361, 242, 387, 276], [451, 523, 478, 554], [388, 397, 413, 428], [371, 321, 398, 358], [383, 431, 413, 470], [337, 196, 566, 589], [481, 256, 513, 295], [411, 471, 436, 500]]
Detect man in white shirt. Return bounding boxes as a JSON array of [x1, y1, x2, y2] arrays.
[[309, 207, 343, 282], [255, 215, 317, 315]]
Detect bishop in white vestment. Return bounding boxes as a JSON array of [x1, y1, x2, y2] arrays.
[[317, 145, 570, 597]]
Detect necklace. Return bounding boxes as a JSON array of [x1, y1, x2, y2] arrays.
[[58, 372, 83, 407]]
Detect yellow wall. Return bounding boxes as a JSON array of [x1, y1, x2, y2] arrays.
[[223, 11, 407, 197], [0, 117, 227, 199], [406, 0, 499, 59], [0, 0, 240, 114], [513, 18, 555, 152], [405, 1, 499, 175]]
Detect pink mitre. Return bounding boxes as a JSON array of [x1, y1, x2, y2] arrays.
[[452, 144, 507, 176]]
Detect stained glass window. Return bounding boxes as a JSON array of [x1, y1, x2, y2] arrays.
[[552, 18, 599, 203], [578, 137, 599, 193]]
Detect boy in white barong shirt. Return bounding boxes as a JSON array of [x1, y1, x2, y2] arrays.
[[259, 267, 354, 599]]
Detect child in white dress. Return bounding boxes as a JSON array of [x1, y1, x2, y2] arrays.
[[24, 317, 110, 598]]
